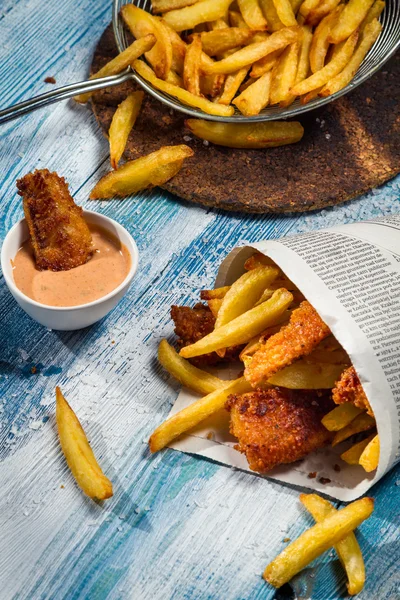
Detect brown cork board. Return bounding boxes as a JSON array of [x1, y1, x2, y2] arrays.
[[91, 24, 400, 214]]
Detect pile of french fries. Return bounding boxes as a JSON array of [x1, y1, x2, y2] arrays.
[[150, 251, 380, 475], [128, 0, 383, 116]]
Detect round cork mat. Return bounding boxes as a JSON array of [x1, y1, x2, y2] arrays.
[[91, 24, 400, 213]]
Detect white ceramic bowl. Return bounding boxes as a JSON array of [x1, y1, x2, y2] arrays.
[[1, 210, 139, 331]]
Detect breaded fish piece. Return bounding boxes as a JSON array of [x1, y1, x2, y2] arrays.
[[226, 388, 333, 473], [171, 303, 242, 367], [244, 301, 331, 387], [332, 366, 373, 416], [17, 169, 93, 271]]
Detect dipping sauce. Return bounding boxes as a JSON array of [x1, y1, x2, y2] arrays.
[[12, 226, 131, 307]]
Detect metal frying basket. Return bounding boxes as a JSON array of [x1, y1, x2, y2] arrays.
[[113, 0, 400, 122]]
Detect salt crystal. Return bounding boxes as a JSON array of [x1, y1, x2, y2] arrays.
[[29, 421, 42, 431], [183, 135, 192, 142], [203, 140, 209, 146], [134, 507, 140, 514], [325, 133, 331, 140]]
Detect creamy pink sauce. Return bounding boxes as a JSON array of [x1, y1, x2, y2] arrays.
[[12, 226, 131, 307]]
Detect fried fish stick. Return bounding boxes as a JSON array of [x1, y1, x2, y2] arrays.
[[245, 301, 330, 387], [332, 366, 373, 415], [17, 169, 93, 271]]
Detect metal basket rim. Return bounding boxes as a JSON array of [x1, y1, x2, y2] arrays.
[[112, 0, 400, 122]]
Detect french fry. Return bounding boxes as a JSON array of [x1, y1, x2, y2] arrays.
[[183, 34, 203, 95], [166, 69, 184, 86], [109, 92, 144, 170], [200, 286, 231, 300], [291, 0, 304, 13], [233, 70, 272, 115], [269, 41, 300, 105], [279, 24, 312, 105], [134, 59, 234, 116], [152, 0, 201, 13], [340, 433, 376, 464], [237, 0, 269, 29], [360, 0, 385, 29], [300, 494, 366, 595], [163, 20, 187, 74], [299, 0, 321, 19], [332, 412, 376, 446], [215, 266, 280, 328], [202, 27, 300, 74], [267, 360, 346, 389], [309, 6, 343, 73], [121, 5, 173, 80], [263, 497, 374, 588], [306, 0, 341, 27], [200, 27, 256, 56], [185, 119, 304, 148], [300, 86, 323, 103], [163, 0, 234, 32], [180, 288, 294, 358], [359, 434, 380, 472], [158, 339, 227, 395], [229, 10, 248, 27], [320, 19, 383, 96], [272, 0, 297, 26], [149, 376, 252, 452], [259, 0, 285, 31], [321, 403, 364, 431], [55, 387, 113, 500], [250, 48, 283, 78], [207, 298, 223, 317], [90, 145, 193, 199], [244, 252, 276, 269], [218, 67, 250, 104], [290, 30, 358, 96], [74, 35, 156, 103], [200, 53, 227, 97], [329, 0, 375, 43]]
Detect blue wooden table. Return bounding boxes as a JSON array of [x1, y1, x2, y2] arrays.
[[0, 1, 399, 598]]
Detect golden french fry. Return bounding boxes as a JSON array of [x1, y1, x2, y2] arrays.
[[90, 145, 193, 199], [180, 288, 294, 358], [245, 252, 276, 270], [218, 67, 250, 104], [202, 27, 300, 74], [291, 30, 358, 96], [259, 0, 285, 31], [163, 0, 234, 32], [263, 497, 374, 588], [360, 0, 385, 29], [200, 286, 231, 300], [321, 403, 364, 431], [121, 5, 172, 80], [210, 17, 230, 30], [166, 69, 184, 86], [134, 59, 234, 116], [272, 0, 297, 26], [291, 0, 304, 13], [332, 412, 376, 446], [74, 35, 156, 103], [359, 434, 380, 472], [200, 27, 256, 56], [185, 119, 304, 148], [299, 0, 320, 18], [309, 6, 343, 73], [329, 0, 375, 43], [238, 0, 268, 29], [229, 10, 248, 27], [163, 20, 188, 74], [250, 48, 283, 78], [233, 70, 272, 115], [152, 0, 201, 13], [270, 41, 300, 105], [300, 494, 366, 595], [149, 376, 252, 452], [268, 361, 346, 389], [158, 339, 227, 395], [340, 433, 376, 464], [207, 298, 223, 317], [183, 34, 203, 95], [279, 24, 312, 105], [56, 387, 113, 500], [300, 86, 323, 103], [215, 266, 280, 328], [306, 0, 341, 27], [109, 92, 144, 170], [320, 19, 383, 96]]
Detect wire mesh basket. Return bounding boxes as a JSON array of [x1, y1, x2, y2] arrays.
[[113, 0, 400, 122]]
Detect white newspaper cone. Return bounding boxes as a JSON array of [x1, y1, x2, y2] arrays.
[[168, 215, 400, 501]]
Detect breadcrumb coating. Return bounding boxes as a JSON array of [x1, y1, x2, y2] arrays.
[[332, 366, 373, 416]]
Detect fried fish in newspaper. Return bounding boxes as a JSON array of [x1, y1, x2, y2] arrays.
[[226, 388, 334, 472], [171, 303, 242, 367], [244, 301, 331, 387], [17, 169, 93, 271], [332, 366, 373, 416]]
